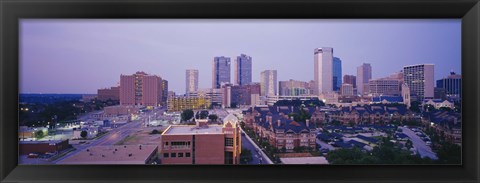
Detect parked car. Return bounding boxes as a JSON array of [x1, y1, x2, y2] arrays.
[[426, 141, 432, 146], [27, 153, 39, 158]]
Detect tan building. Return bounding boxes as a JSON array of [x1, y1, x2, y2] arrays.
[[160, 115, 241, 164], [167, 96, 211, 112], [120, 71, 165, 107]]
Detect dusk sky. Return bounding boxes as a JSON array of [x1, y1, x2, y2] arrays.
[[20, 19, 461, 94]]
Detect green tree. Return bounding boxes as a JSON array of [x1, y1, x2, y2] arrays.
[[208, 114, 219, 122], [436, 142, 461, 164], [181, 109, 194, 122], [35, 130, 45, 139], [80, 130, 88, 139], [288, 107, 311, 122], [150, 129, 162, 134], [240, 148, 253, 164], [410, 101, 421, 113]]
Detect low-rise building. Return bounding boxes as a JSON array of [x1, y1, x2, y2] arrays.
[[19, 139, 69, 155], [160, 115, 241, 164], [167, 96, 211, 112], [423, 99, 455, 109], [58, 145, 159, 164]]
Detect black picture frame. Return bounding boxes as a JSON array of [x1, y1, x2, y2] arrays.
[[1, 0, 479, 182]]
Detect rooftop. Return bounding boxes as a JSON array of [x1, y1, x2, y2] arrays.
[[280, 156, 329, 164], [58, 145, 158, 164], [163, 125, 224, 135]]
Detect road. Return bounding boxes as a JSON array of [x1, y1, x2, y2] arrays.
[[399, 127, 438, 160], [241, 133, 269, 164]]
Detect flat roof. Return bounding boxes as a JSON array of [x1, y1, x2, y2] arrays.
[[58, 145, 157, 164], [280, 157, 329, 164], [163, 125, 224, 135]]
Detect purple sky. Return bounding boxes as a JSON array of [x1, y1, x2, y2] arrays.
[[20, 19, 461, 94]]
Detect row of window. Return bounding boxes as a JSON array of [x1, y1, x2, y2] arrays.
[[163, 152, 191, 158]]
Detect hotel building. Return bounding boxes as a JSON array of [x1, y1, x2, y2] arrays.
[[314, 47, 334, 95], [403, 64, 434, 100], [160, 115, 241, 164], [368, 78, 401, 97]]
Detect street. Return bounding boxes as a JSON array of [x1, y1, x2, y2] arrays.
[[399, 127, 438, 160], [241, 133, 269, 164]]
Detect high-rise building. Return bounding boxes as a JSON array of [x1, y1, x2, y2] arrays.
[[436, 72, 461, 102], [234, 54, 252, 86], [120, 71, 164, 107], [222, 83, 261, 108], [212, 57, 231, 89], [314, 47, 333, 95], [403, 64, 434, 100], [185, 69, 199, 95], [278, 79, 311, 96], [343, 75, 357, 88], [260, 70, 277, 96], [356, 63, 372, 96], [161, 80, 168, 106], [333, 57, 342, 91], [160, 114, 241, 164]]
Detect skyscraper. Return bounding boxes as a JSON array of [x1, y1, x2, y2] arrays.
[[260, 70, 277, 96], [314, 47, 333, 95], [403, 64, 434, 100], [234, 54, 252, 86], [436, 71, 461, 102], [343, 75, 357, 88], [185, 69, 199, 95], [333, 57, 342, 91], [212, 56, 231, 89], [161, 79, 168, 106], [120, 71, 164, 107], [356, 63, 372, 96]]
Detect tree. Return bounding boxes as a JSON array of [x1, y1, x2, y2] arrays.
[[436, 142, 461, 164], [410, 101, 421, 113], [288, 107, 311, 122], [35, 130, 45, 139], [181, 109, 194, 122], [208, 114, 218, 122], [240, 148, 253, 164], [80, 130, 88, 139], [405, 140, 413, 149], [150, 129, 162, 134]]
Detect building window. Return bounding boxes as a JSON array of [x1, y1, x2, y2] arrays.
[[225, 138, 234, 147], [186, 153, 191, 157], [165, 142, 169, 145], [163, 153, 169, 158], [178, 153, 184, 157], [171, 153, 176, 158], [171, 141, 190, 149]]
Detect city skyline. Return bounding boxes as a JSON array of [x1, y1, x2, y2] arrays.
[[20, 19, 461, 94]]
